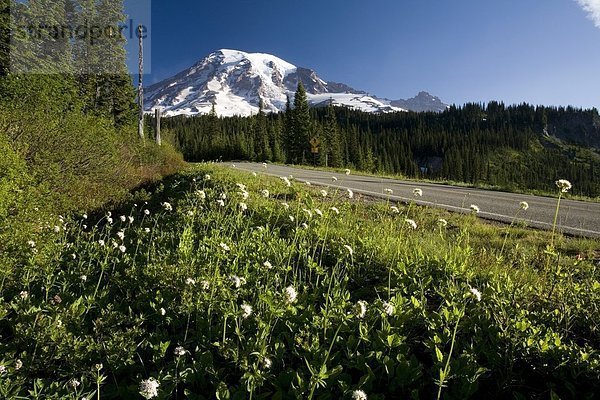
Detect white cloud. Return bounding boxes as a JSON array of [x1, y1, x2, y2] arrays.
[[575, 0, 600, 28]]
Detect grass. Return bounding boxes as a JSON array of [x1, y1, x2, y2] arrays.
[[0, 163, 598, 399]]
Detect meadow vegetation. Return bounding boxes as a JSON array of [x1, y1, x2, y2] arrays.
[[1, 164, 598, 399]]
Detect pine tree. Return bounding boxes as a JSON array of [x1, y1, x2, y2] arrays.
[[292, 82, 311, 164], [323, 101, 343, 167]]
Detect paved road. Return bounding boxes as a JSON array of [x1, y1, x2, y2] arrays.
[[232, 162, 600, 239]]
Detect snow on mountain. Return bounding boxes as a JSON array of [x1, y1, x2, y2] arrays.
[[144, 49, 444, 117], [391, 91, 449, 112]]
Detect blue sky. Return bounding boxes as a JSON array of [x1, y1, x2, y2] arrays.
[[127, 0, 600, 108]]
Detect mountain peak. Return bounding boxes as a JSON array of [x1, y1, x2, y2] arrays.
[[145, 50, 446, 117], [391, 91, 449, 112]]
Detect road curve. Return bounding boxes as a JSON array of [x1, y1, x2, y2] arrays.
[[231, 162, 600, 239]]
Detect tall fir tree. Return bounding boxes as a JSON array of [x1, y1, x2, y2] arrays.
[[292, 81, 311, 164]]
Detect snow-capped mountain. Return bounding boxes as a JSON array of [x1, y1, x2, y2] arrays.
[[144, 49, 446, 117], [391, 91, 449, 113]]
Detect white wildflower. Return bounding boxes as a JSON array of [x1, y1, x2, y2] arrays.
[[354, 301, 367, 319], [332, 176, 338, 182], [0, 365, 5, 375], [345, 169, 351, 175], [384, 188, 393, 195], [314, 208, 323, 217], [185, 277, 196, 286], [128, 216, 134, 224], [139, 377, 160, 399], [71, 253, 77, 260], [219, 193, 227, 200], [196, 190, 206, 200], [470, 204, 480, 214], [120, 215, 126, 222], [252, 171, 257, 177], [438, 219, 448, 227], [555, 179, 572, 193], [229, 274, 242, 288], [69, 378, 81, 389], [347, 189, 354, 199], [82, 213, 88, 220], [107, 217, 113, 224], [145, 227, 151, 233], [54, 225, 61, 233], [330, 206, 340, 215], [303, 208, 313, 218], [204, 174, 211, 180], [241, 303, 253, 319], [239, 202, 248, 212], [284, 286, 298, 304], [383, 301, 395, 316], [301, 222, 309, 229], [280, 176, 292, 187], [413, 188, 423, 197], [260, 189, 270, 198], [116, 231, 125, 240], [81, 275, 87, 282], [217, 199, 225, 207], [236, 183, 247, 191], [520, 201, 529, 210], [281, 202, 290, 209], [469, 287, 482, 302], [352, 389, 368, 400], [320, 189, 328, 197], [27, 240, 36, 248], [14, 359, 22, 370], [159, 307, 166, 316], [405, 219, 417, 229], [98, 239, 105, 246], [262, 162, 268, 169], [118, 245, 126, 253], [289, 215, 295, 222], [162, 202, 173, 211], [263, 260, 273, 269], [174, 346, 186, 357], [391, 206, 400, 214], [19, 291, 29, 300], [263, 357, 272, 369], [200, 280, 210, 290], [305, 181, 312, 186]]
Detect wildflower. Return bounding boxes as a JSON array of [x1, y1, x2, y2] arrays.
[[70, 253, 77, 260], [332, 176, 338, 182], [438, 219, 448, 227], [95, 363, 103, 371], [185, 277, 196, 286], [118, 245, 126, 253], [263, 357, 273, 369], [262, 162, 268, 169], [145, 227, 151, 233], [252, 172, 257, 177], [27, 240, 36, 248], [220, 242, 230, 252], [116, 231, 125, 240], [162, 202, 173, 211], [196, 190, 206, 200], [14, 359, 22, 370], [0, 365, 5, 375], [231, 164, 236, 168], [128, 216, 134, 224], [82, 225, 87, 230], [344, 244, 354, 257], [383, 301, 395, 316], [174, 346, 186, 357], [469, 287, 482, 302], [391, 206, 400, 214], [54, 225, 61, 233], [82, 213, 88, 220], [120, 215, 126, 222], [69, 378, 81, 389], [260, 189, 270, 198], [204, 174, 211, 180], [280, 176, 292, 187], [139, 377, 160, 399], [241, 303, 253, 319], [305, 181, 312, 186], [330, 206, 340, 215], [239, 202, 248, 212], [81, 275, 87, 282], [284, 286, 298, 304], [314, 208, 323, 217], [347, 189, 354, 199], [107, 217, 113, 224], [405, 219, 417, 229], [236, 183, 247, 191], [345, 168, 351, 175], [219, 193, 227, 200], [159, 307, 166, 316], [263, 260, 273, 269], [470, 204, 480, 214], [354, 301, 367, 319], [413, 188, 423, 197], [352, 389, 368, 400], [19, 291, 28, 300], [520, 201, 529, 210], [187, 211, 194, 217], [289, 215, 295, 222], [320, 189, 328, 197], [229, 275, 242, 288], [301, 223, 309, 229], [201, 280, 210, 290], [281, 202, 290, 209], [98, 240, 105, 246], [302, 208, 313, 218], [217, 199, 225, 207], [384, 188, 393, 195], [555, 179, 572, 193]]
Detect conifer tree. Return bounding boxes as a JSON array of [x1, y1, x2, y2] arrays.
[[292, 82, 311, 164]]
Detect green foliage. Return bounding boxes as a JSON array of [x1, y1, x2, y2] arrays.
[[1, 164, 597, 399]]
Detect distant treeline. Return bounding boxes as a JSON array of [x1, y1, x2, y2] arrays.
[[161, 83, 600, 197]]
